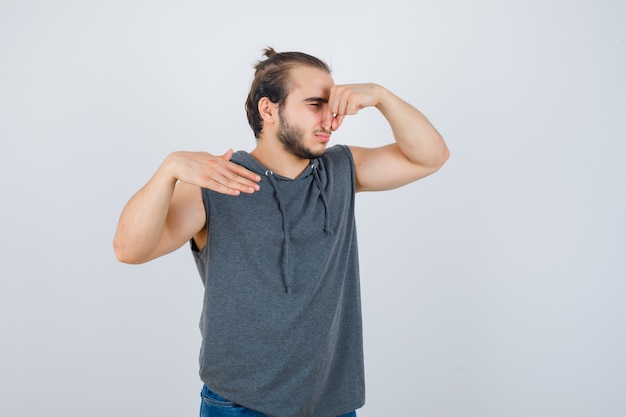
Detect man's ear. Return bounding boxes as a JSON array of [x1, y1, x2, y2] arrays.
[[258, 97, 278, 126]]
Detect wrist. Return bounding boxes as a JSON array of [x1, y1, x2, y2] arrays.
[[156, 152, 183, 185], [373, 85, 394, 110]]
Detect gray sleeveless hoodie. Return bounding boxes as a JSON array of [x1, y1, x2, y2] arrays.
[[191, 145, 365, 417]]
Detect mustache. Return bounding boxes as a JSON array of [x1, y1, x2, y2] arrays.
[[314, 129, 332, 135]]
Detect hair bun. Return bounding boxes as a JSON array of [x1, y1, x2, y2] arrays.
[[263, 46, 277, 58]]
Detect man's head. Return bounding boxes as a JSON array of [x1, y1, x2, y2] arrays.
[[245, 47, 331, 139]]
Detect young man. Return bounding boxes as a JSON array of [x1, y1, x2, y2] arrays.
[[114, 47, 449, 417]]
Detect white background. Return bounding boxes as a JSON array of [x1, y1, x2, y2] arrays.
[[1, 1, 625, 416]]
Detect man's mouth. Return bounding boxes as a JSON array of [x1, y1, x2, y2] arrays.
[[314, 131, 331, 143]]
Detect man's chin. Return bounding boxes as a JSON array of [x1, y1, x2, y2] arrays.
[[284, 144, 327, 160], [307, 146, 328, 159]]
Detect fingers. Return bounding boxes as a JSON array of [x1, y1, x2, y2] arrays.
[[332, 114, 345, 131], [326, 84, 376, 131], [328, 86, 358, 117], [170, 151, 261, 196], [206, 168, 259, 196], [204, 151, 261, 195], [322, 112, 344, 132]]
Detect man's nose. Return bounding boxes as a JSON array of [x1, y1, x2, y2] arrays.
[[321, 110, 333, 131]]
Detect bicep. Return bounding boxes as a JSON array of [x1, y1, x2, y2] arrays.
[[350, 144, 441, 192]]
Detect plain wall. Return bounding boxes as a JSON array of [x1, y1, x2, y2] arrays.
[[1, 0, 624, 416]]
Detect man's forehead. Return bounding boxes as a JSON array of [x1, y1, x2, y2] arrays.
[[289, 65, 334, 97]]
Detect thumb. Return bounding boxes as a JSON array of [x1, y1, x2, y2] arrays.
[[221, 148, 234, 160]]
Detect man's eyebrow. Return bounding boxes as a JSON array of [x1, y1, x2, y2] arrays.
[[303, 97, 328, 103]]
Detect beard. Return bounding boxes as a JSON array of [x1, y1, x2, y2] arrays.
[[277, 111, 326, 160]]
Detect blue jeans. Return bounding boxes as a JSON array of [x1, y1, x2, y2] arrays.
[[200, 384, 357, 417]]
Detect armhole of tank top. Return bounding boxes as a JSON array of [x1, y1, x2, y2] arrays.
[[338, 145, 357, 193], [190, 187, 210, 254]]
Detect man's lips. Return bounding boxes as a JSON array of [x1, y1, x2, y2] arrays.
[[314, 131, 331, 143]]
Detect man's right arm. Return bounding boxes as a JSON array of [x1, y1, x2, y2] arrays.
[[113, 149, 261, 264]]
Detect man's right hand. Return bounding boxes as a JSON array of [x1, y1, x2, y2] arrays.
[[164, 149, 261, 195]]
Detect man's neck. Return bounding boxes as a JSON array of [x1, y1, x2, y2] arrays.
[[250, 139, 311, 180]]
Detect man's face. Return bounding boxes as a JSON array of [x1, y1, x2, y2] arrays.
[[277, 108, 321, 159], [276, 65, 334, 160]]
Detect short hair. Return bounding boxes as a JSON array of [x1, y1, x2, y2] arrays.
[[245, 47, 331, 138]]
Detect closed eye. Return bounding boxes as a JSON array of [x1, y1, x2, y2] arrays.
[[304, 97, 328, 106]]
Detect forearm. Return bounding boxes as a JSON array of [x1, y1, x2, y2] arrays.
[[113, 162, 177, 264], [375, 86, 449, 168]]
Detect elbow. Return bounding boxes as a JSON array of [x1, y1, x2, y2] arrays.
[[114, 252, 137, 265], [113, 238, 145, 265], [438, 144, 451, 168], [427, 141, 450, 172], [113, 244, 134, 264], [115, 252, 145, 265]]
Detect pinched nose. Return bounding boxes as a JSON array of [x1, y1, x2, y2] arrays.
[[321, 114, 333, 131]]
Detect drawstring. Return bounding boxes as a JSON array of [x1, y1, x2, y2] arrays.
[[265, 164, 332, 294], [311, 164, 333, 235], [266, 170, 291, 293]]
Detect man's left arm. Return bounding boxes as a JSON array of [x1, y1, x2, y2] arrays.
[[325, 83, 449, 192]]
